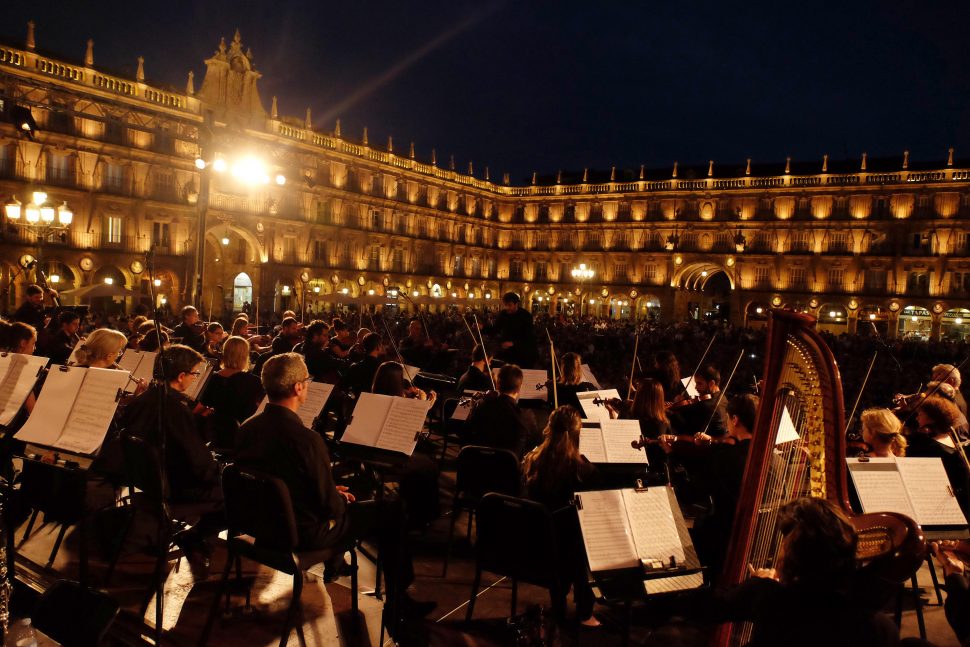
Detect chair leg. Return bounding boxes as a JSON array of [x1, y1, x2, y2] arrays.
[[199, 554, 234, 647], [46, 524, 68, 567], [19, 510, 39, 546], [443, 503, 458, 577], [155, 553, 165, 645], [465, 566, 482, 622], [911, 574, 926, 640], [104, 507, 135, 586], [926, 555, 944, 606], [280, 572, 304, 647], [511, 579, 518, 617], [350, 549, 359, 616], [236, 556, 251, 610]]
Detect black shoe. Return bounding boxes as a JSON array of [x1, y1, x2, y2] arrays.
[[174, 533, 211, 579], [323, 558, 355, 583]]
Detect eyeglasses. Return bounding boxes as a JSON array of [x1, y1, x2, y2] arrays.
[[188, 370, 202, 376], [299, 376, 313, 385]]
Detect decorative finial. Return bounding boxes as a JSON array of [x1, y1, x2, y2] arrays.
[[334, 119, 341, 137], [409, 142, 415, 159], [271, 96, 278, 119], [136, 56, 145, 82], [672, 161, 678, 178], [556, 169, 562, 184], [639, 164, 645, 180], [948, 147, 954, 167], [822, 154, 828, 173], [26, 21, 35, 50], [362, 126, 368, 146], [485, 166, 490, 181], [861, 152, 867, 171], [449, 154, 455, 171], [468, 160, 474, 176], [784, 156, 791, 174], [503, 172, 510, 185], [85, 38, 94, 67], [233, 28, 242, 44], [186, 70, 195, 95], [431, 149, 437, 165], [218, 37, 226, 56], [745, 158, 751, 175], [903, 150, 909, 169], [582, 168, 588, 183], [707, 160, 714, 177], [305, 107, 312, 130], [610, 166, 616, 182], [387, 136, 393, 153], [531, 171, 537, 185]]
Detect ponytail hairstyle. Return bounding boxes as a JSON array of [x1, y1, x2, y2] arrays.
[[860, 407, 907, 457], [73, 329, 127, 367], [559, 352, 583, 385]]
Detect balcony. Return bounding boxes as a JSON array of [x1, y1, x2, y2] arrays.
[[46, 166, 78, 188]]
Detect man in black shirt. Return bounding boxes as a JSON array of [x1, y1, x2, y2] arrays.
[[13, 284, 52, 332], [271, 317, 302, 356], [346, 332, 383, 395], [46, 310, 80, 365], [171, 305, 205, 352], [492, 292, 538, 369], [671, 364, 729, 438], [465, 364, 540, 457], [457, 344, 493, 393]]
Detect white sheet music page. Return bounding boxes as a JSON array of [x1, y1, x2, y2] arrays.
[[518, 369, 551, 400], [775, 405, 801, 445], [451, 391, 482, 421], [846, 458, 917, 521], [576, 489, 639, 571], [184, 361, 214, 401], [15, 366, 87, 447], [579, 428, 608, 463], [0, 354, 47, 426], [681, 377, 700, 398], [57, 368, 129, 455], [342, 392, 393, 448], [581, 364, 602, 389], [295, 382, 335, 428], [576, 389, 620, 421], [623, 487, 686, 565], [377, 397, 430, 455], [601, 419, 648, 464], [118, 349, 157, 385], [896, 457, 969, 526]]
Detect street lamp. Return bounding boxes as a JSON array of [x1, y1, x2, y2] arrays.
[[571, 263, 595, 315], [5, 191, 73, 285]]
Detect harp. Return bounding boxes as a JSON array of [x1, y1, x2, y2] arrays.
[[716, 310, 925, 647]]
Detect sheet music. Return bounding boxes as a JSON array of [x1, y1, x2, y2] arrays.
[[341, 393, 392, 448], [581, 364, 602, 389], [602, 419, 648, 464], [450, 391, 482, 421], [519, 369, 551, 400], [644, 572, 705, 594], [681, 377, 700, 398], [15, 367, 87, 447], [775, 405, 801, 445], [183, 360, 214, 401], [66, 338, 84, 366], [378, 397, 430, 455], [847, 458, 918, 521], [292, 381, 334, 428], [579, 428, 608, 463], [0, 354, 47, 426], [576, 489, 639, 571], [57, 368, 129, 455], [401, 364, 422, 382], [576, 389, 620, 421], [896, 457, 968, 526], [624, 487, 686, 564], [118, 349, 157, 385]]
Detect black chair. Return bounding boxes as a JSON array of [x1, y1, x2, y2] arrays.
[[437, 397, 469, 461], [443, 445, 521, 576], [18, 458, 88, 570], [31, 579, 119, 647], [465, 493, 566, 622], [107, 435, 218, 644], [199, 465, 359, 647]]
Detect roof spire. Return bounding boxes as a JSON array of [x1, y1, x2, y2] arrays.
[[745, 158, 751, 175], [902, 150, 909, 169], [26, 21, 35, 50], [468, 160, 474, 175], [822, 154, 828, 173], [531, 171, 537, 185], [387, 136, 393, 153], [485, 166, 490, 181], [861, 152, 867, 171], [639, 164, 645, 180], [136, 56, 145, 82], [334, 119, 341, 137], [948, 147, 954, 166], [449, 154, 455, 171], [582, 168, 588, 183], [610, 166, 616, 182], [784, 156, 791, 174], [672, 161, 678, 178], [186, 70, 195, 95], [362, 126, 368, 146], [305, 107, 312, 130], [556, 169, 562, 184], [503, 172, 510, 185], [409, 142, 415, 159], [270, 96, 278, 119], [431, 149, 437, 165], [84, 38, 94, 67], [707, 160, 714, 177]]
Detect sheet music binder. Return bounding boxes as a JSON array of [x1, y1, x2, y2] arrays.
[[0, 352, 49, 427], [578, 419, 648, 465], [341, 392, 431, 456], [184, 358, 216, 402], [254, 381, 335, 429]]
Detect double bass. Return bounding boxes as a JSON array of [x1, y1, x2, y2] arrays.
[[716, 310, 925, 646]]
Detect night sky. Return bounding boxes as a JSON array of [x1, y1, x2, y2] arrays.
[[3, 1, 969, 182]]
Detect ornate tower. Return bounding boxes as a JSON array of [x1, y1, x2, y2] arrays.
[[197, 30, 266, 128]]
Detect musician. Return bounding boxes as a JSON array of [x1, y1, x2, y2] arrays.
[[327, 318, 353, 359], [465, 364, 540, 458], [931, 540, 970, 645], [300, 320, 336, 381], [457, 344, 492, 393], [230, 316, 250, 339], [46, 310, 81, 365], [348, 326, 372, 364], [270, 316, 301, 355], [553, 352, 595, 410], [859, 408, 907, 457], [126, 315, 147, 349], [172, 305, 205, 352], [908, 396, 970, 516], [672, 364, 729, 439], [491, 292, 538, 369], [73, 329, 127, 369], [645, 350, 687, 402], [371, 361, 437, 406], [235, 353, 435, 621], [346, 332, 383, 396], [203, 322, 225, 360], [932, 363, 967, 416], [201, 336, 265, 425], [667, 497, 900, 647], [399, 318, 434, 369], [118, 344, 224, 570], [522, 406, 600, 627], [12, 284, 53, 331], [137, 321, 169, 352], [3, 321, 37, 355]]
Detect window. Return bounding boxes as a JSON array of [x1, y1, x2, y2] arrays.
[[907, 271, 929, 296], [643, 263, 658, 283], [863, 269, 887, 290], [754, 266, 771, 287], [790, 231, 811, 252], [909, 232, 931, 254], [312, 240, 327, 263], [614, 263, 628, 281], [454, 255, 465, 276], [534, 262, 548, 281], [828, 232, 849, 253], [150, 171, 176, 200], [106, 215, 122, 244], [392, 248, 405, 272], [486, 258, 496, 278], [151, 222, 171, 248], [788, 267, 806, 289], [102, 163, 126, 193], [828, 268, 844, 290], [47, 153, 74, 186], [510, 260, 524, 280], [283, 237, 297, 263], [471, 257, 482, 277], [370, 246, 381, 270]]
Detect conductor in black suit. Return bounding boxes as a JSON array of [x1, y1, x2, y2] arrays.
[[492, 292, 538, 369]]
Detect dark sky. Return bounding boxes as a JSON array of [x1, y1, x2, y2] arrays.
[[3, 1, 969, 182]]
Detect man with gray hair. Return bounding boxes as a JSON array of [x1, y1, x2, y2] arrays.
[[235, 353, 434, 622], [932, 364, 966, 416]]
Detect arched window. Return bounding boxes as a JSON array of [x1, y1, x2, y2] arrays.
[[232, 272, 253, 312]]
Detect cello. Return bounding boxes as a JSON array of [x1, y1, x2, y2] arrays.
[[715, 310, 925, 647]]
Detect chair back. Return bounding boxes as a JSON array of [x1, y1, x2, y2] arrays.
[[455, 445, 521, 500], [222, 464, 299, 552], [121, 434, 168, 504], [20, 459, 87, 524], [31, 579, 119, 647], [476, 493, 561, 589]]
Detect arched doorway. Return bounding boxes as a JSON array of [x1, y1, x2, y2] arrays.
[[745, 302, 770, 329], [676, 262, 734, 321], [232, 272, 253, 313], [897, 305, 931, 340], [817, 303, 848, 335], [942, 308, 970, 340], [859, 305, 890, 337], [91, 265, 129, 316]]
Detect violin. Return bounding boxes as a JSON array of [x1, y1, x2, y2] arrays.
[[458, 390, 498, 408], [665, 393, 713, 411]]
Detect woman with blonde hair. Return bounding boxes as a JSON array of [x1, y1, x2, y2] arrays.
[[73, 328, 128, 369], [860, 408, 906, 457], [552, 352, 595, 410], [201, 336, 264, 425]]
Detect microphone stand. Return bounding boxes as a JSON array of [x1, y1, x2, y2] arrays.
[[145, 245, 168, 473]]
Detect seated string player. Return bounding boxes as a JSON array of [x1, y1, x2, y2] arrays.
[[235, 353, 435, 621], [172, 305, 205, 352], [203, 321, 226, 360], [645, 350, 688, 403], [1, 321, 38, 356], [300, 320, 337, 382], [551, 352, 596, 411], [348, 326, 372, 364], [12, 284, 53, 333], [271, 317, 302, 356], [669, 364, 729, 440], [931, 363, 967, 417], [908, 396, 970, 517], [346, 332, 384, 396], [457, 344, 492, 393], [465, 364, 540, 458], [46, 310, 81, 365], [859, 408, 907, 458], [201, 336, 265, 425], [327, 318, 354, 360]]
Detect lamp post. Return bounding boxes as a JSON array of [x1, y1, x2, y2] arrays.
[[570, 263, 594, 316], [5, 191, 73, 286]]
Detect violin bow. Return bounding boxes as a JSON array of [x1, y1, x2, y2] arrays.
[[698, 348, 744, 438], [842, 351, 878, 438], [900, 354, 970, 427], [377, 313, 414, 383], [949, 426, 970, 475], [627, 333, 640, 399], [683, 333, 717, 399], [546, 328, 559, 409], [471, 314, 497, 391]]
